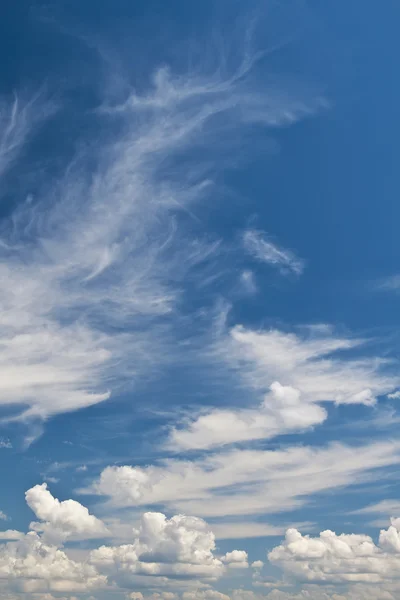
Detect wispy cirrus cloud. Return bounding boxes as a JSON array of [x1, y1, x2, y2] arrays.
[[242, 229, 304, 276], [376, 275, 400, 292], [0, 92, 51, 183], [0, 34, 324, 438]]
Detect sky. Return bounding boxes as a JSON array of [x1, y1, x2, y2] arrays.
[[0, 1, 400, 599]]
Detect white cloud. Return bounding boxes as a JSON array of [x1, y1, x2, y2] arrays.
[[232, 591, 345, 600], [376, 275, 400, 292], [221, 550, 249, 569], [0, 532, 106, 593], [0, 92, 53, 182], [0, 45, 324, 436], [268, 519, 400, 585], [0, 486, 252, 594], [25, 483, 108, 544], [230, 588, 400, 600], [0, 530, 24, 540], [352, 500, 400, 518], [183, 592, 230, 600], [127, 591, 230, 600], [242, 230, 304, 276], [224, 325, 397, 406], [86, 440, 400, 521], [169, 382, 326, 450], [89, 511, 234, 583], [168, 324, 400, 450], [239, 270, 257, 294], [129, 590, 397, 600]]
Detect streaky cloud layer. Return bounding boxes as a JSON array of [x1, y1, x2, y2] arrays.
[[0, 44, 324, 430]]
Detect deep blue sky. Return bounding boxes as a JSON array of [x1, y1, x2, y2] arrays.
[[0, 2, 400, 599]]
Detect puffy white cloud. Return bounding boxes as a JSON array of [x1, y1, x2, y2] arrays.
[[221, 550, 248, 569], [259, 586, 400, 600], [231, 591, 345, 600], [268, 520, 400, 585], [128, 594, 179, 600], [183, 591, 230, 600], [251, 560, 264, 569], [25, 483, 108, 543], [0, 532, 105, 592], [0, 486, 255, 595], [127, 586, 400, 600], [128, 591, 230, 600], [86, 440, 400, 520], [89, 511, 227, 582]]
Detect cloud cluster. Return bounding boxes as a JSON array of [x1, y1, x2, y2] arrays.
[[0, 486, 247, 594], [0, 532, 105, 593], [125, 584, 400, 600], [268, 521, 400, 584], [90, 511, 229, 584], [2, 487, 400, 599]]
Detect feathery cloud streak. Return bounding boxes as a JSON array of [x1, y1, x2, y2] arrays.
[[243, 230, 304, 276], [0, 56, 323, 428]]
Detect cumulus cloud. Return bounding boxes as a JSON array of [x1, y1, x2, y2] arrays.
[[268, 519, 400, 585], [89, 511, 238, 583], [85, 440, 400, 523], [25, 483, 108, 543], [221, 550, 249, 569], [129, 591, 230, 600], [0, 486, 249, 594], [242, 230, 304, 276], [232, 588, 400, 600], [0, 532, 106, 593]]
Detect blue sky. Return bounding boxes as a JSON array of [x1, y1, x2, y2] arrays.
[[1, 1, 400, 599]]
